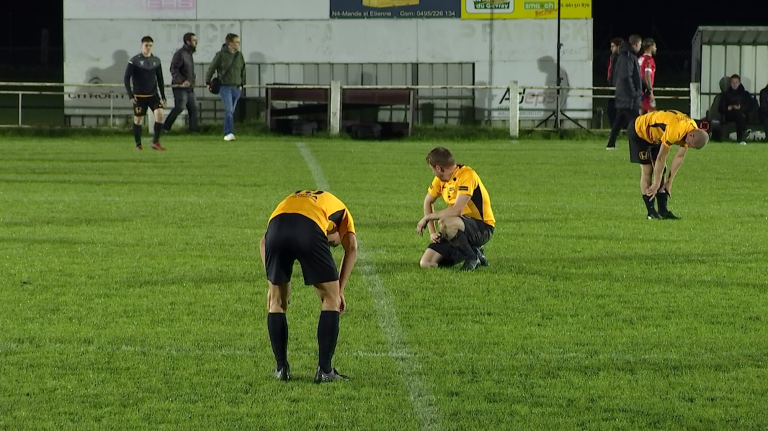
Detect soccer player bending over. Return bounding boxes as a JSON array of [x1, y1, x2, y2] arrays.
[[260, 190, 357, 383], [124, 36, 167, 151], [417, 147, 495, 271], [627, 110, 709, 219]]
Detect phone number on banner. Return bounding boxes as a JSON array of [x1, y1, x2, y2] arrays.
[[331, 10, 458, 18]]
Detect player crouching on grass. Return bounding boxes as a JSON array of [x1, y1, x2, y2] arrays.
[[417, 147, 495, 271], [628, 110, 709, 219], [124, 36, 167, 151], [260, 190, 357, 383]]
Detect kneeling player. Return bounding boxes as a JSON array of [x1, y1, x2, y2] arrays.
[[628, 110, 709, 219], [260, 190, 358, 383], [417, 147, 495, 271]]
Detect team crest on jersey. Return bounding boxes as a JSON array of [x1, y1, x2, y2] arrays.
[[140, 60, 144, 65]]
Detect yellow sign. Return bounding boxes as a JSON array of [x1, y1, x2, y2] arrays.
[[461, 0, 591, 19], [363, 0, 419, 7]]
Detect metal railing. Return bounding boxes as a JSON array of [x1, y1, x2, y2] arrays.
[[0, 81, 698, 137]]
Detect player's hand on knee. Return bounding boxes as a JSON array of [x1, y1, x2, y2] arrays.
[[430, 232, 442, 243]]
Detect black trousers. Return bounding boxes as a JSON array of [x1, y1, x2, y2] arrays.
[[724, 110, 747, 141], [165, 88, 199, 132], [607, 108, 638, 147], [606, 98, 617, 128]]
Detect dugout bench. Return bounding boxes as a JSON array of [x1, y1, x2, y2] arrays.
[[265, 84, 415, 138]]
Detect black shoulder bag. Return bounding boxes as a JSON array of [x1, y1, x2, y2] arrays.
[[209, 54, 237, 95]]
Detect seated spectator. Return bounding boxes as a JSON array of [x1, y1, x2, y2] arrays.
[[760, 82, 768, 141], [718, 74, 753, 145]]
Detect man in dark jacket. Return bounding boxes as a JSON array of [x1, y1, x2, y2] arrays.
[[606, 38, 623, 128], [759, 83, 768, 141], [719, 74, 752, 144], [164, 33, 198, 133], [606, 35, 643, 150], [205, 33, 246, 141]]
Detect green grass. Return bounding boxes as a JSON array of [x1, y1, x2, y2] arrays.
[[1, 135, 767, 431]]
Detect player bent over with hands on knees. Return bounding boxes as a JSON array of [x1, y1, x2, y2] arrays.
[[260, 190, 357, 383], [417, 147, 495, 271], [627, 110, 709, 220]]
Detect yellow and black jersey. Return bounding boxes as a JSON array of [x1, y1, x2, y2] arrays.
[[269, 190, 355, 237], [428, 165, 495, 227], [635, 110, 698, 148]]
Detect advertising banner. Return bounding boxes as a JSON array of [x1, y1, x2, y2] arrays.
[[461, 0, 591, 19], [330, 0, 461, 19]]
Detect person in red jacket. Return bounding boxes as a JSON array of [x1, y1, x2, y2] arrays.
[[639, 38, 657, 114]]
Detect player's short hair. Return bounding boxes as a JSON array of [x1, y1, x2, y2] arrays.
[[731, 74, 741, 81], [141, 36, 154, 44], [225, 33, 240, 43], [183, 32, 195, 44], [629, 35, 642, 45], [689, 129, 709, 149], [426, 147, 455, 167], [610, 38, 623, 47], [643, 38, 655, 49]]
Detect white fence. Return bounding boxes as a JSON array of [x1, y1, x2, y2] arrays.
[[0, 81, 700, 138]]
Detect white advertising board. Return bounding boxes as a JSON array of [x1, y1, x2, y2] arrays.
[[64, 16, 593, 121], [196, 0, 328, 20], [64, 0, 197, 20]]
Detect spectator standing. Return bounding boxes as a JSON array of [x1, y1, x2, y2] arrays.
[[165, 32, 199, 133], [607, 38, 623, 128], [206, 33, 246, 141], [605, 35, 643, 150]]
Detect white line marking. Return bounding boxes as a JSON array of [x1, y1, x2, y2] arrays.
[[296, 141, 442, 431], [296, 142, 330, 190]]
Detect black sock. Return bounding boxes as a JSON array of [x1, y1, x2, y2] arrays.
[[267, 313, 288, 370], [449, 230, 477, 261], [317, 310, 340, 374], [656, 190, 669, 213], [153, 122, 163, 143], [642, 195, 655, 214], [132, 124, 142, 145]]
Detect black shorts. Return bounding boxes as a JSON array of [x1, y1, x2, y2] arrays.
[[264, 213, 338, 286], [628, 123, 660, 165], [428, 216, 494, 267], [133, 95, 161, 117]]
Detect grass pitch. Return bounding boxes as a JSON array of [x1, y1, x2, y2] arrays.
[[1, 135, 767, 430]]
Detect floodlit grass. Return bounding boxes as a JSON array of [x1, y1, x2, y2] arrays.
[[1, 135, 767, 430]]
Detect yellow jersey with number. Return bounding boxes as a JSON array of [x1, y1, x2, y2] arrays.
[[428, 165, 495, 227]]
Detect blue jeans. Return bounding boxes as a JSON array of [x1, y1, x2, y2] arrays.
[[219, 85, 241, 136]]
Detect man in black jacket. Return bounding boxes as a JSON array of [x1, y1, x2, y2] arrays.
[[759, 83, 768, 141], [606, 38, 623, 128], [719, 74, 752, 144], [164, 33, 198, 133], [606, 35, 643, 150]]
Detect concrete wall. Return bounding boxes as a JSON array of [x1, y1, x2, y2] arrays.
[[63, 0, 593, 125]]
